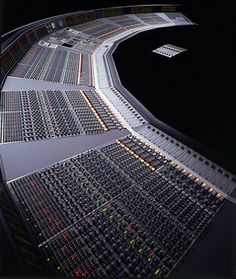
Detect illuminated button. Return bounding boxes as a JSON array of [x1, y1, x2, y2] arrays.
[[154, 268, 160, 275]]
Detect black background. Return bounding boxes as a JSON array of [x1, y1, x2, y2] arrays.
[[114, 21, 236, 174]]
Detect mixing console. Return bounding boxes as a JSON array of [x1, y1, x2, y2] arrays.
[[73, 19, 123, 40], [135, 13, 169, 25], [108, 15, 146, 29], [45, 28, 103, 54], [10, 44, 93, 86], [1, 6, 235, 278], [0, 90, 122, 143], [7, 136, 223, 277]]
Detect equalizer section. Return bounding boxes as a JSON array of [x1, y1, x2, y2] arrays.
[[7, 149, 135, 245], [73, 19, 123, 40], [108, 15, 147, 29], [0, 90, 123, 143], [134, 13, 169, 25], [10, 43, 93, 86], [6, 135, 223, 277]]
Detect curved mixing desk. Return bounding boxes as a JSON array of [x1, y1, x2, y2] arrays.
[[1, 4, 236, 277]]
